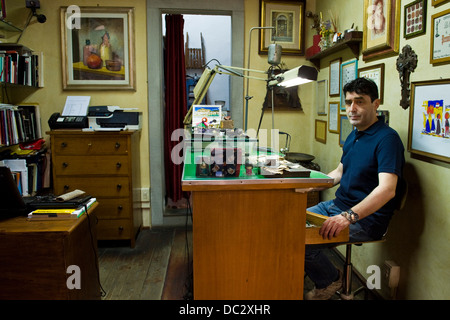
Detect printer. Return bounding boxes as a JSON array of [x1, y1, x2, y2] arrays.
[[87, 106, 142, 131]]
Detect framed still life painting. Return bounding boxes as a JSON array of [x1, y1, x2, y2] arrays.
[[60, 6, 136, 90]]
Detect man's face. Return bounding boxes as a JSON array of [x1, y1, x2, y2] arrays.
[[344, 91, 380, 131]]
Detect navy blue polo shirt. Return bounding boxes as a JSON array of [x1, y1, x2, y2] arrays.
[[334, 120, 405, 237]]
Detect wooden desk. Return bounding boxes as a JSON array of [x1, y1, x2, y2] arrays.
[[0, 203, 101, 300], [182, 149, 347, 300]]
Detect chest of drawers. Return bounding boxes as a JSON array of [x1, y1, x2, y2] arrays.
[[48, 130, 141, 247]]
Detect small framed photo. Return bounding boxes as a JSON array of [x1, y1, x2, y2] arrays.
[[259, 0, 306, 55], [340, 59, 358, 110], [0, 0, 6, 20], [329, 58, 341, 97], [404, 0, 427, 39], [315, 119, 327, 144], [408, 79, 450, 163], [431, 8, 450, 65], [328, 102, 340, 134], [358, 63, 385, 104], [317, 79, 327, 115], [339, 115, 354, 147], [432, 0, 450, 6]]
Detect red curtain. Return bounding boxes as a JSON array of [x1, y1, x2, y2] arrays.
[[164, 14, 187, 203]]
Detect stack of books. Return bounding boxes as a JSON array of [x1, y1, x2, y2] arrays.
[[27, 197, 97, 221]]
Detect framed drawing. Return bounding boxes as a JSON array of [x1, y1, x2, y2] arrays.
[[408, 79, 450, 163], [339, 115, 354, 147], [362, 0, 400, 61], [315, 119, 327, 144], [329, 58, 341, 97], [430, 8, 450, 65], [317, 79, 327, 115], [358, 63, 385, 104], [404, 0, 427, 39], [259, 0, 306, 55], [328, 102, 340, 134], [340, 59, 358, 110], [60, 6, 136, 90], [432, 0, 450, 6]]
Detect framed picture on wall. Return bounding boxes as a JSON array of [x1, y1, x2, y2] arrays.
[[430, 8, 450, 65], [60, 6, 136, 90], [340, 59, 358, 110], [362, 0, 401, 61], [358, 63, 385, 104], [0, 0, 6, 19], [317, 79, 327, 115], [408, 79, 450, 163], [328, 102, 340, 133], [432, 0, 450, 6], [329, 58, 341, 97], [404, 0, 427, 39], [339, 115, 354, 147], [259, 0, 306, 55], [315, 119, 327, 144]]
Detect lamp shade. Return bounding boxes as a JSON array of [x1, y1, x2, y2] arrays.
[[274, 65, 318, 88]]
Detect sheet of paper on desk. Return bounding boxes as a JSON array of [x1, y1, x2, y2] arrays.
[[62, 96, 91, 116]]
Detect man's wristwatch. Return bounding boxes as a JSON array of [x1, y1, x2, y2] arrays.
[[341, 209, 360, 224]]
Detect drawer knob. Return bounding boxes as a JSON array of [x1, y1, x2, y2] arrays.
[[62, 162, 68, 168], [118, 226, 124, 231], [118, 205, 123, 211], [64, 185, 69, 190], [115, 142, 121, 149], [61, 142, 67, 148], [116, 162, 122, 168], [117, 184, 122, 190]]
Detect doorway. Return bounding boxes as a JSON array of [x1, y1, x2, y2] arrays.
[[147, 0, 245, 227]]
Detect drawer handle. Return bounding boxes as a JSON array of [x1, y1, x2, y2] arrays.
[[62, 162, 69, 168], [64, 185, 69, 190], [117, 184, 122, 190], [118, 205, 123, 211], [118, 226, 124, 231], [116, 162, 122, 169], [61, 142, 67, 148], [115, 142, 121, 149]]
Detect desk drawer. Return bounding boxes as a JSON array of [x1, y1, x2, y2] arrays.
[[52, 136, 129, 155], [305, 211, 349, 245], [95, 198, 132, 219], [97, 219, 132, 240], [53, 177, 130, 197], [54, 156, 129, 175]]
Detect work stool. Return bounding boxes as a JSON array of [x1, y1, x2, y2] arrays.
[[337, 177, 408, 300], [337, 237, 386, 300]]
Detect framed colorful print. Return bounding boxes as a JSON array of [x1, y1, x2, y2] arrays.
[[259, 0, 306, 55], [430, 8, 450, 65], [362, 0, 401, 61], [358, 63, 385, 104], [328, 102, 340, 134], [339, 115, 354, 147], [317, 79, 327, 115], [60, 6, 136, 90], [315, 119, 327, 144], [404, 0, 427, 39], [408, 79, 450, 163], [329, 58, 341, 97], [432, 0, 450, 6], [340, 59, 358, 110]]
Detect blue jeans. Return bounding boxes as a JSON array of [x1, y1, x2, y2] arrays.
[[305, 200, 375, 289]]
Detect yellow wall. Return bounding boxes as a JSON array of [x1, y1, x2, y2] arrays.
[[2, 0, 150, 201], [245, 0, 450, 300]]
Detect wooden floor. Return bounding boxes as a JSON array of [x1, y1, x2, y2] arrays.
[[98, 227, 193, 300], [98, 227, 378, 300]]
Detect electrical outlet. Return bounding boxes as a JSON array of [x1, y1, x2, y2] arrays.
[[383, 260, 400, 288], [141, 188, 150, 202]]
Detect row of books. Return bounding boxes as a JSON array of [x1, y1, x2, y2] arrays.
[[0, 104, 42, 147], [28, 197, 97, 220], [0, 48, 43, 87]]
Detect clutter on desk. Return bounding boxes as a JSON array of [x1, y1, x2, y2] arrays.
[[196, 148, 242, 177]]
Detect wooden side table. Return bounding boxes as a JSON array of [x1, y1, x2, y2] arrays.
[[0, 204, 101, 300]]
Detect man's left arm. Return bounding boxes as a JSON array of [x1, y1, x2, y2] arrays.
[[319, 172, 398, 239]]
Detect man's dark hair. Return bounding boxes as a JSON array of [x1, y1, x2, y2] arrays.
[[343, 77, 379, 102]]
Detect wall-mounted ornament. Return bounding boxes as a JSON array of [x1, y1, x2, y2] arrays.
[[396, 45, 418, 109]]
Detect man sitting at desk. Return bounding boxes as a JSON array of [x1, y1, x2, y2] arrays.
[[303, 77, 405, 300]]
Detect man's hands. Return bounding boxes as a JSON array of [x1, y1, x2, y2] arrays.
[[319, 214, 351, 240]]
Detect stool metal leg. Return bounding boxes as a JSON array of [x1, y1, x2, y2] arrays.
[[340, 244, 354, 300]]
